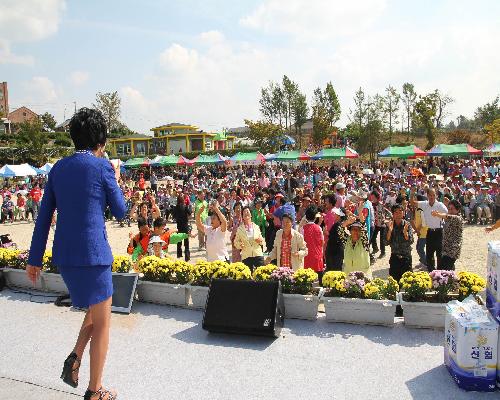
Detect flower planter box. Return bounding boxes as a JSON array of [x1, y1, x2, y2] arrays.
[[189, 285, 210, 309], [323, 297, 397, 326], [137, 280, 189, 307], [41, 272, 69, 294], [398, 293, 447, 329], [283, 290, 323, 320], [3, 268, 44, 290]]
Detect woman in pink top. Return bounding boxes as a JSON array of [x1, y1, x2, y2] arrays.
[[302, 205, 325, 284]]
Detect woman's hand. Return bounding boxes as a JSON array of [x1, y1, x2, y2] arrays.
[[26, 265, 41, 285]]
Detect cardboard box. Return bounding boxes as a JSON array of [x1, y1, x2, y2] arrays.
[[486, 241, 500, 321], [445, 298, 498, 392]]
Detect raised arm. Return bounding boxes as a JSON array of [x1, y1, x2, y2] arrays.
[[213, 201, 227, 232], [195, 203, 206, 234]]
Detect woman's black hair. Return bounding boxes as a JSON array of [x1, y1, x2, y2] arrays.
[[449, 199, 462, 212], [233, 201, 242, 210], [69, 107, 108, 150], [305, 205, 318, 222], [241, 205, 251, 215]]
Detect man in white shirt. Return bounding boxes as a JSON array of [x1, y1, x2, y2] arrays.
[[195, 201, 229, 262], [413, 188, 447, 270]]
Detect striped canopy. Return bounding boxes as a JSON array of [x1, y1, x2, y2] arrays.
[[484, 143, 500, 154], [229, 152, 266, 165], [378, 145, 427, 158], [273, 150, 311, 162], [124, 157, 150, 168], [427, 144, 481, 157], [312, 147, 359, 160]]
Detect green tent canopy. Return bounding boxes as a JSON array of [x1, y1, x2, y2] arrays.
[[229, 152, 266, 165], [124, 157, 150, 168], [378, 145, 427, 158], [312, 147, 359, 160], [427, 143, 481, 157]]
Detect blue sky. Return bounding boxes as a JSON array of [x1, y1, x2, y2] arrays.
[[1, 0, 499, 133]]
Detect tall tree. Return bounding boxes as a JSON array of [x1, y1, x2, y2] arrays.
[[311, 88, 330, 146], [474, 96, 500, 127], [357, 95, 386, 162], [323, 82, 341, 128], [383, 86, 400, 143], [401, 83, 417, 135], [292, 92, 308, 149], [484, 118, 500, 144], [41, 112, 57, 132], [349, 87, 368, 132], [415, 93, 438, 148], [15, 119, 49, 164], [433, 89, 454, 129], [93, 91, 122, 132], [282, 75, 299, 132]]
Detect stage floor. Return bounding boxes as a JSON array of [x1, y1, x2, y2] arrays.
[[0, 289, 496, 400]]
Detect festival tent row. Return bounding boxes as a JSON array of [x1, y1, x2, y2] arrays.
[[0, 163, 39, 177], [312, 147, 359, 160], [482, 143, 500, 156], [378, 145, 427, 158], [427, 143, 481, 157]]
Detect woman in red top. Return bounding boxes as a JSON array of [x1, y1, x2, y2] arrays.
[[302, 205, 325, 284]]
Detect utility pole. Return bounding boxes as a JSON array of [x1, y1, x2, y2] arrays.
[[73, 102, 77, 114]]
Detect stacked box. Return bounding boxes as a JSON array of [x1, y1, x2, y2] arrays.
[[444, 298, 498, 392], [486, 241, 500, 321]]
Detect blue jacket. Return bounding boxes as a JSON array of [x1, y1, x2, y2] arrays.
[[28, 153, 127, 267]]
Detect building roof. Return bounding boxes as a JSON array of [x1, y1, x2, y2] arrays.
[[8, 106, 38, 117], [151, 123, 199, 130], [109, 133, 152, 141], [56, 119, 71, 129]]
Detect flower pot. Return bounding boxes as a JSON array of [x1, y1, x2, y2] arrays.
[[323, 297, 397, 326], [41, 272, 69, 294], [398, 293, 447, 329], [283, 290, 323, 320], [189, 285, 210, 309], [3, 268, 43, 290], [137, 280, 189, 307]]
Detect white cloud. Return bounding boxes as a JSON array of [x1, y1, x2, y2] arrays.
[[200, 30, 225, 45], [159, 43, 200, 72], [240, 0, 387, 39], [0, 39, 33, 65], [0, 0, 66, 64], [27, 77, 59, 103], [69, 70, 89, 86]]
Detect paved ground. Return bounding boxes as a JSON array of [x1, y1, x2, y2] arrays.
[[0, 289, 498, 400]]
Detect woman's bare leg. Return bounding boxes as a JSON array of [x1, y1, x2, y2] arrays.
[[73, 310, 93, 358], [87, 296, 113, 393]]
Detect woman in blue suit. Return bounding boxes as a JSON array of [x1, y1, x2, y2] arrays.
[[26, 108, 126, 400]]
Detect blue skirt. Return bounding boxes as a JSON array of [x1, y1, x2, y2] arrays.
[[58, 265, 113, 309]]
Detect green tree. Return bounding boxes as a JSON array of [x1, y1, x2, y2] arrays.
[[311, 88, 330, 146], [475, 96, 500, 127], [357, 96, 386, 162], [282, 75, 299, 132], [433, 90, 454, 129], [401, 83, 417, 135], [41, 112, 57, 132], [93, 91, 122, 132], [415, 93, 438, 148], [484, 118, 500, 144], [244, 119, 283, 152], [349, 87, 368, 132], [53, 131, 73, 147], [109, 121, 137, 138], [383, 86, 400, 143], [292, 92, 308, 149], [323, 82, 341, 128], [15, 119, 49, 164]]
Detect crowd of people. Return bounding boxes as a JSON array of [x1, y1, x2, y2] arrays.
[[2, 156, 499, 283], [110, 156, 499, 282]]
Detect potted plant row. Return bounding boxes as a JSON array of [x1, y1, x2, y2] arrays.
[[136, 256, 192, 307], [0, 249, 136, 294], [321, 271, 399, 326], [398, 270, 486, 329], [253, 265, 323, 320]]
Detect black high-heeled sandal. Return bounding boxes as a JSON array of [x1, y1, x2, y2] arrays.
[[61, 352, 81, 388], [84, 387, 117, 399]]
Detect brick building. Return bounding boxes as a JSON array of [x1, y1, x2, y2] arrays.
[[0, 82, 8, 117], [8, 106, 39, 125]]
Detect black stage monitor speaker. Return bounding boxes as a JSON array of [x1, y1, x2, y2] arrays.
[[202, 279, 285, 338]]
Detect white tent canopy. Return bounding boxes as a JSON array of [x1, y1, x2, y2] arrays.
[[0, 164, 39, 177]]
